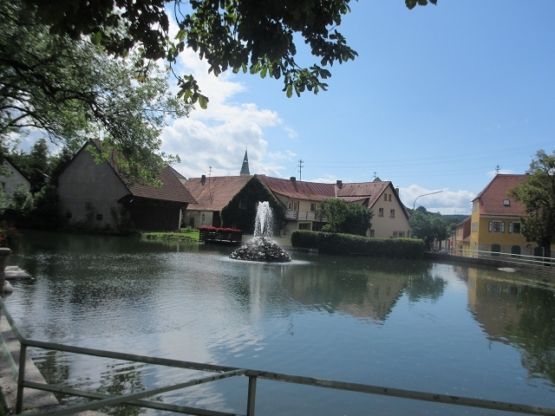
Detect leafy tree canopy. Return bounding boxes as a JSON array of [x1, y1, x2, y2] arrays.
[[318, 198, 372, 236], [409, 209, 448, 250], [509, 149, 555, 259], [1, 0, 190, 185], [21, 0, 437, 106]]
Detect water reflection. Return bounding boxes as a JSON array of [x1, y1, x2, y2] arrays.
[[465, 267, 555, 387], [280, 257, 424, 323], [5, 232, 555, 415]]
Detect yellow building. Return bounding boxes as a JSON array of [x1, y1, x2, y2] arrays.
[[469, 174, 548, 257]]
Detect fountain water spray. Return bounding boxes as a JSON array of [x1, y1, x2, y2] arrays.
[[254, 201, 273, 238], [230, 201, 291, 262]]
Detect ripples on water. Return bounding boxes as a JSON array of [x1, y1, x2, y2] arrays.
[[4, 231, 555, 415]]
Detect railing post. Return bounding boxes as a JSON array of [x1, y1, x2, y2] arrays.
[[0, 247, 11, 295], [246, 375, 257, 416], [16, 343, 27, 414]]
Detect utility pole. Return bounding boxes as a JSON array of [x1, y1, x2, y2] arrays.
[[208, 166, 213, 202], [298, 159, 304, 181]]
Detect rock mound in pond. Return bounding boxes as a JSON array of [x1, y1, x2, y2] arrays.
[[230, 236, 291, 262]]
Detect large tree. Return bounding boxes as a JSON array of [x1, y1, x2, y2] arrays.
[[409, 207, 448, 250], [1, 0, 189, 184], [20, 0, 437, 105], [509, 149, 555, 259], [318, 198, 372, 236]]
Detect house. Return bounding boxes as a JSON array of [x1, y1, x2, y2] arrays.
[[0, 158, 31, 200], [57, 141, 196, 231], [184, 154, 410, 238], [469, 174, 549, 257], [257, 176, 411, 238], [453, 216, 471, 256], [182, 175, 253, 228]]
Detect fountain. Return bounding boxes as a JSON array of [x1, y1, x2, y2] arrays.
[[229, 202, 292, 262]]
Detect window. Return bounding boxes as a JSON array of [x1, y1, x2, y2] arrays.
[[503, 199, 510, 206], [378, 208, 384, 217], [96, 214, 103, 221], [201, 214, 205, 223], [310, 203, 316, 212], [488, 221, 504, 233], [369, 230, 375, 238], [384, 194, 388, 201], [471, 222, 478, 232], [390, 209, 395, 218], [509, 222, 521, 234], [293, 202, 299, 211], [287, 201, 292, 210], [393, 231, 405, 238], [389, 194, 392, 201]]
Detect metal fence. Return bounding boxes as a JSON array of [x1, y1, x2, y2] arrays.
[[446, 248, 555, 274], [1, 297, 555, 416]]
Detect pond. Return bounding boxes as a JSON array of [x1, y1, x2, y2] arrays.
[[3, 231, 555, 415]]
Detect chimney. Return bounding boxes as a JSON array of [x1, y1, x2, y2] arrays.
[[336, 180, 343, 189], [290, 177, 296, 182], [201, 174, 206, 184], [395, 187, 399, 195]]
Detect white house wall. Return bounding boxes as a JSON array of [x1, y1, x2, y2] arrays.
[[0, 161, 31, 199], [370, 192, 410, 238], [183, 210, 214, 228], [58, 149, 129, 229]]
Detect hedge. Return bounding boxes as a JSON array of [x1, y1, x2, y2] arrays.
[[291, 230, 425, 259]]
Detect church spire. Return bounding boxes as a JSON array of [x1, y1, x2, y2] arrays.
[[240, 148, 250, 175]]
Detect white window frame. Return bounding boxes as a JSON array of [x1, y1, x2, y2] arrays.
[[489, 221, 504, 233]]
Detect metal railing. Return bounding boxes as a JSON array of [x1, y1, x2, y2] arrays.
[[285, 210, 317, 221], [449, 248, 555, 271], [1, 297, 555, 416]]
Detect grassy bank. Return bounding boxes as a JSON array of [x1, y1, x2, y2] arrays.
[[142, 229, 200, 242]]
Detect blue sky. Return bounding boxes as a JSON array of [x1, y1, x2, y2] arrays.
[[160, 1, 555, 215], [21, 1, 552, 215]]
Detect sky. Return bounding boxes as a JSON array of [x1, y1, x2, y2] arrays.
[[24, 1, 555, 215]]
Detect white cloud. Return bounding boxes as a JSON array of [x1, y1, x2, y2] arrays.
[[487, 168, 513, 177], [267, 150, 296, 161], [161, 16, 293, 179], [399, 184, 474, 215], [283, 126, 298, 139]]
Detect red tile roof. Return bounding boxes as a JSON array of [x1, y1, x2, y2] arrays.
[[184, 175, 253, 211], [472, 174, 528, 217], [87, 140, 196, 204], [337, 181, 390, 207], [257, 176, 408, 218], [129, 166, 196, 204], [257, 175, 335, 201]]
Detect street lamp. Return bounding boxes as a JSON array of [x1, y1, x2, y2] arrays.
[[412, 190, 443, 212]]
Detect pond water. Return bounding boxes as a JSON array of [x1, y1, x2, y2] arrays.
[[3, 231, 555, 415]]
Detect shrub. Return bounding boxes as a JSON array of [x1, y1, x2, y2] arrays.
[[0, 222, 21, 249], [291, 230, 425, 259]]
